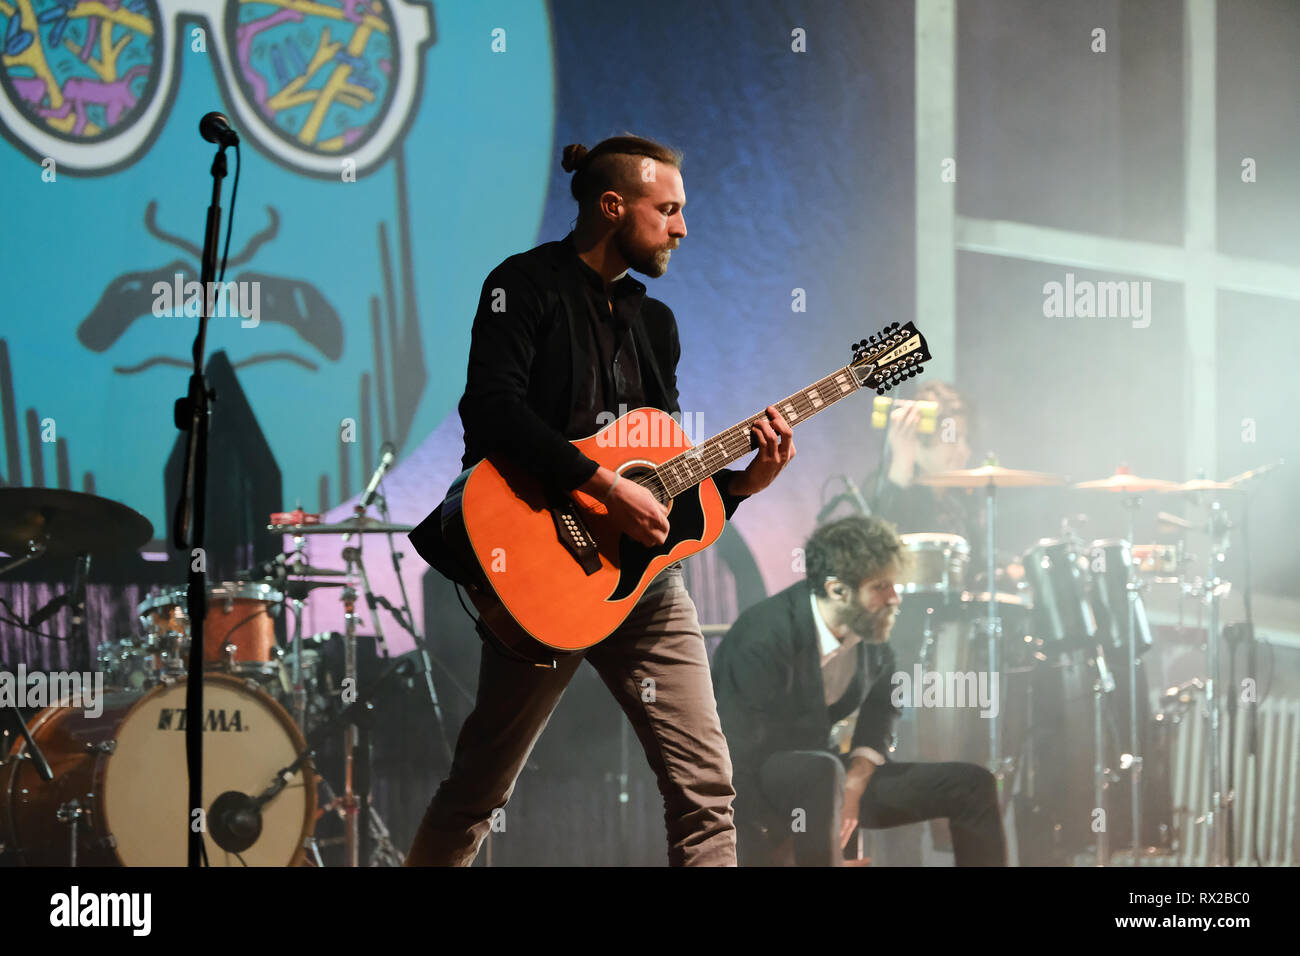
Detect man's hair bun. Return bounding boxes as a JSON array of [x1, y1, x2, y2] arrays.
[[561, 143, 588, 172]]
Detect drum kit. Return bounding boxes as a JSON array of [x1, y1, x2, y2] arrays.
[[891, 460, 1273, 866], [0, 486, 440, 868]]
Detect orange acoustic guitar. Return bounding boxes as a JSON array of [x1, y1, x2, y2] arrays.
[[422, 322, 931, 660]]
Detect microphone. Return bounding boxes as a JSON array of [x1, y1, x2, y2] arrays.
[[209, 790, 262, 854], [360, 442, 397, 509], [69, 555, 89, 635], [199, 111, 240, 148], [28, 593, 71, 629]]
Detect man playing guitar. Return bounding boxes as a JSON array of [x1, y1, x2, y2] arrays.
[[405, 135, 795, 866]]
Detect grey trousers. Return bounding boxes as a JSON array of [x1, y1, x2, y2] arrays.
[[405, 567, 737, 866]]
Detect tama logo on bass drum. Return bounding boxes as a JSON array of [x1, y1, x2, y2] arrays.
[[155, 708, 248, 732]]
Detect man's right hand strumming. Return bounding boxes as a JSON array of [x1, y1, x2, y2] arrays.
[[581, 466, 670, 547]]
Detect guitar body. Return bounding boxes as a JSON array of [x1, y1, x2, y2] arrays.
[[444, 408, 727, 657]]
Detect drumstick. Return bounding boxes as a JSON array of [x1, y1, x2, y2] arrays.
[[871, 397, 939, 434]]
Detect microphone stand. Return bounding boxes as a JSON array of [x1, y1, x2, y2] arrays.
[[375, 487, 452, 765], [173, 138, 231, 868], [4, 698, 54, 783]]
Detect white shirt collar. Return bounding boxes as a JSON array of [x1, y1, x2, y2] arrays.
[[810, 590, 841, 658]]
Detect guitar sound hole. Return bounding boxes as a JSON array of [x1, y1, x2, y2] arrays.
[[622, 466, 669, 505]]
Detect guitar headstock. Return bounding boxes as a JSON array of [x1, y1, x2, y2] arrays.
[[849, 322, 931, 394]]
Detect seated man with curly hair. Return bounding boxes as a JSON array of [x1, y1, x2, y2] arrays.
[[712, 515, 1006, 866]]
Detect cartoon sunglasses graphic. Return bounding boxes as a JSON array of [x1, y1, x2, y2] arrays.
[[0, 0, 434, 177]]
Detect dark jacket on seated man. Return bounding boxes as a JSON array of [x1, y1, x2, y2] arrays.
[[712, 581, 899, 850]]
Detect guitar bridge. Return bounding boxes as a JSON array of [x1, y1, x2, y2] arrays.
[[550, 501, 602, 575]]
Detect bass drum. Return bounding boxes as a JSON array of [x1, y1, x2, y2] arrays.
[[2, 674, 314, 866]]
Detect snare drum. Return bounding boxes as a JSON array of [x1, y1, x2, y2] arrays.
[[898, 532, 969, 594], [1, 674, 315, 866]]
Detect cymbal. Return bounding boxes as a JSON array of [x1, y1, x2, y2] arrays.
[[916, 465, 1064, 488], [1072, 472, 1179, 493], [1163, 479, 1242, 494], [0, 487, 153, 557], [268, 515, 413, 535]]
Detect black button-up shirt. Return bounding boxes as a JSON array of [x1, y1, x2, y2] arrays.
[[564, 233, 648, 437]]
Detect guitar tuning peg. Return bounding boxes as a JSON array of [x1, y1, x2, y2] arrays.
[[889, 322, 899, 331]]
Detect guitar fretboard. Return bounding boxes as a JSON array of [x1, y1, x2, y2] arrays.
[[649, 365, 864, 501]]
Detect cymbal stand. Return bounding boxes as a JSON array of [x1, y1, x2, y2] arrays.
[[1091, 645, 1116, 866], [981, 477, 1012, 785], [1202, 499, 1231, 866], [374, 488, 452, 764], [342, 539, 389, 660], [287, 586, 308, 732], [1121, 495, 1144, 864], [339, 574, 361, 867], [0, 538, 46, 577]]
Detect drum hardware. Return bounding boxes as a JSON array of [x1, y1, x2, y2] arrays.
[[275, 653, 415, 867], [267, 515, 415, 536], [918, 459, 1063, 787], [1190, 496, 1231, 866], [1089, 645, 1117, 867], [340, 578, 361, 867], [314, 746, 406, 867], [56, 798, 88, 868], [1072, 469, 1179, 865]]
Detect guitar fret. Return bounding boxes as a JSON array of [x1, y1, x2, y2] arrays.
[[653, 362, 871, 500]]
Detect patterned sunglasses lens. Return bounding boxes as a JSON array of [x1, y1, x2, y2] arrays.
[[0, 0, 162, 143], [226, 0, 398, 157]]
